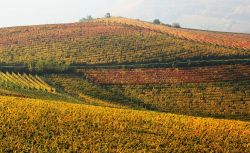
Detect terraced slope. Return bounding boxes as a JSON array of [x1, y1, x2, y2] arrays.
[[1, 96, 249, 152], [0, 18, 249, 66]]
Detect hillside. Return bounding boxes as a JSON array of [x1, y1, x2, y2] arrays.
[[0, 17, 250, 152], [46, 71, 250, 120], [0, 71, 83, 103], [94, 17, 250, 50], [81, 64, 250, 84], [1, 96, 249, 152], [0, 17, 249, 119], [0, 17, 249, 67]]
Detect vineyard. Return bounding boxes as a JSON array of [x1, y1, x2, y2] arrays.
[[108, 81, 250, 120], [0, 72, 55, 92], [47, 74, 149, 109], [0, 17, 250, 152], [46, 73, 250, 120], [0, 18, 249, 66], [79, 63, 250, 120], [81, 64, 250, 85], [94, 17, 250, 50], [1, 96, 250, 152], [0, 72, 82, 102]]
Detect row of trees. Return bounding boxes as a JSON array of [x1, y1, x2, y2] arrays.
[[153, 19, 181, 28], [79, 13, 111, 22], [26, 59, 70, 73]]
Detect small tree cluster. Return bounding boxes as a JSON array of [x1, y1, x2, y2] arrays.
[[105, 13, 111, 18], [27, 59, 70, 73], [172, 22, 181, 28], [79, 15, 93, 22], [153, 19, 161, 25]]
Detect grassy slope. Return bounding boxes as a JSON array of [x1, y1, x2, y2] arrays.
[[1, 96, 250, 152]]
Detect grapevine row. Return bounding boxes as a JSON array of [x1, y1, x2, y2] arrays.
[[0, 72, 55, 92]]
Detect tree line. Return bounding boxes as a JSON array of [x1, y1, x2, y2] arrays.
[[26, 59, 71, 73]]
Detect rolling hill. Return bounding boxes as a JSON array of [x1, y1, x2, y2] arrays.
[[0, 17, 250, 152], [0, 17, 249, 67], [0, 17, 249, 118]]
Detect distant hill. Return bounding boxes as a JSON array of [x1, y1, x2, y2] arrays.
[[0, 17, 249, 67]]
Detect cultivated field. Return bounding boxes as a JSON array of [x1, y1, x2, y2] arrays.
[[0, 17, 250, 152], [1, 96, 250, 152], [0, 18, 249, 66]]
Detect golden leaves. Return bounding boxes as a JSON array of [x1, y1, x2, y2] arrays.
[[1, 96, 250, 152]]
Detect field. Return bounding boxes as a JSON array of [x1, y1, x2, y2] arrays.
[[0, 17, 250, 152], [81, 64, 250, 84], [46, 74, 250, 120], [1, 96, 250, 152], [94, 17, 250, 50], [0, 72, 81, 102], [0, 72, 55, 92], [0, 18, 249, 66]]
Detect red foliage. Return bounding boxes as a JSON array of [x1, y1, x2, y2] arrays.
[[81, 64, 250, 85], [0, 22, 154, 49], [95, 18, 250, 50]]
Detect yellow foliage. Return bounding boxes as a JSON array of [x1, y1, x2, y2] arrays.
[[79, 93, 128, 109], [1, 96, 249, 152], [0, 72, 55, 93]]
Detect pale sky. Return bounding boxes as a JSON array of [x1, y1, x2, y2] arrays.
[[0, 0, 250, 33]]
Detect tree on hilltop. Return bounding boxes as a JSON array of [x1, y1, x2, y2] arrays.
[[105, 13, 111, 18], [87, 15, 93, 20], [79, 15, 93, 22], [153, 19, 161, 25], [172, 22, 181, 28]]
